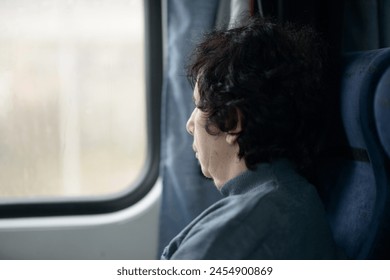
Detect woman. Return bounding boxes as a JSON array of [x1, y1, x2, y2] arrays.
[[161, 16, 344, 259]]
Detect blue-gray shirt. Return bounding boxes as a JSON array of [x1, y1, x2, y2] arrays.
[[161, 159, 343, 259]]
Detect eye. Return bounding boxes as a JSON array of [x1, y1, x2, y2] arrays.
[[193, 102, 201, 110], [192, 96, 198, 107]]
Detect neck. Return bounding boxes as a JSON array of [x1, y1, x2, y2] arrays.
[[213, 157, 248, 189]]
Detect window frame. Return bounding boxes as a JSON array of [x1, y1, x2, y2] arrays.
[[0, 0, 162, 219]]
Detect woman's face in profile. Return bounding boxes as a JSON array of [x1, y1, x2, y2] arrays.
[[186, 83, 239, 188]]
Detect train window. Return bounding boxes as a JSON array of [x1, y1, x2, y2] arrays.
[[0, 0, 147, 199]]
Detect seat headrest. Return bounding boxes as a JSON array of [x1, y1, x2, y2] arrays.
[[342, 48, 390, 154], [374, 67, 390, 159]]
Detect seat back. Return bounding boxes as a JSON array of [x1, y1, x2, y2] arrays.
[[317, 48, 390, 259]]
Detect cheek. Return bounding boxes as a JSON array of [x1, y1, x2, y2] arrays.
[[193, 129, 209, 159]]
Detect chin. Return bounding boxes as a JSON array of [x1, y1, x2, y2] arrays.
[[196, 159, 213, 180], [200, 167, 212, 179]]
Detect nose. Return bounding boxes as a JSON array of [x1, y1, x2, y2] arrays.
[[186, 109, 195, 136]]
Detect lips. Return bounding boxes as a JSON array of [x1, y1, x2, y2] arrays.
[[192, 145, 198, 158]]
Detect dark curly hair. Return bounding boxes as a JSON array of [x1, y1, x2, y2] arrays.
[[188, 16, 329, 171]]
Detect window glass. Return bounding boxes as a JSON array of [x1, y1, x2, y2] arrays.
[[0, 0, 146, 198]]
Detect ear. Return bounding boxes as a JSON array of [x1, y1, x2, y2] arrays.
[[226, 109, 243, 145]]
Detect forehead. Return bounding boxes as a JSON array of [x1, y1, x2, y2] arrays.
[[193, 82, 200, 101]]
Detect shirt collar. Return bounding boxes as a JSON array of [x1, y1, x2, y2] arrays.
[[219, 159, 297, 197]]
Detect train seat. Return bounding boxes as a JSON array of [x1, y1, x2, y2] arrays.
[[375, 59, 390, 159], [317, 47, 390, 259]]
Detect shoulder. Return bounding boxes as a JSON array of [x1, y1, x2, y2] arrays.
[[163, 162, 338, 259], [164, 180, 282, 259]]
